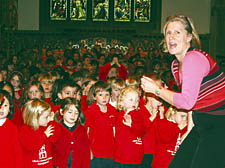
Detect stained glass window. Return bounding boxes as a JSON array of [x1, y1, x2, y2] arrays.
[[50, 0, 67, 20], [114, 0, 131, 22], [70, 0, 87, 21], [92, 0, 109, 21], [134, 0, 151, 22]]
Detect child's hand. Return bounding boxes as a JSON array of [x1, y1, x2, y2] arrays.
[[159, 106, 164, 119], [149, 109, 158, 122], [44, 125, 54, 138], [123, 114, 132, 127]]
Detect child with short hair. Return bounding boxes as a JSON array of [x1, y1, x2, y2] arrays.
[[50, 78, 81, 114], [152, 106, 188, 168], [53, 97, 90, 168], [0, 90, 24, 168], [114, 86, 145, 167], [84, 80, 117, 168], [19, 99, 59, 168], [109, 78, 125, 108]]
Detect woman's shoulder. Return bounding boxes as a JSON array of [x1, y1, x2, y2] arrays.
[[184, 49, 210, 73], [186, 49, 209, 62]]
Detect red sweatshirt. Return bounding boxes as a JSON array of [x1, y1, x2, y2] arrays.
[[84, 103, 117, 158], [139, 104, 159, 155], [0, 119, 24, 168], [99, 63, 128, 81], [114, 109, 145, 164], [11, 104, 23, 127], [152, 119, 187, 168], [53, 122, 90, 168], [81, 95, 89, 112], [19, 122, 60, 168]]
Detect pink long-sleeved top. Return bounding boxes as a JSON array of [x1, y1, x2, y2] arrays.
[[173, 50, 210, 110]]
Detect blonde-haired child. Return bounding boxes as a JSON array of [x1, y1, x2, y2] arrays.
[[84, 80, 117, 168], [114, 86, 145, 168], [53, 97, 90, 168], [109, 78, 125, 108], [19, 99, 59, 168], [0, 90, 24, 168], [152, 106, 188, 168]]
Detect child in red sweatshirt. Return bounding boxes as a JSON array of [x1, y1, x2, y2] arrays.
[[19, 99, 59, 168], [152, 107, 188, 168], [84, 81, 117, 168], [0, 90, 24, 168], [114, 86, 145, 168], [53, 97, 90, 168]]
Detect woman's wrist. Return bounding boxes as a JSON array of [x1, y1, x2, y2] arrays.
[[155, 86, 162, 96]]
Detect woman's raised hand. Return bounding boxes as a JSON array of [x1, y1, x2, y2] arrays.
[[141, 76, 158, 94]]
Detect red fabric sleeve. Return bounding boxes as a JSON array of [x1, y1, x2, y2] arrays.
[[48, 121, 61, 143], [80, 126, 91, 168], [118, 64, 128, 80], [130, 110, 145, 138], [81, 95, 88, 112], [99, 63, 112, 81]]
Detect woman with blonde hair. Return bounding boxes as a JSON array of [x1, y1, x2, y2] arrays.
[[141, 14, 225, 168]]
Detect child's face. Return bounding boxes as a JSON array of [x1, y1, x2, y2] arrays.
[[111, 88, 120, 100], [28, 85, 42, 100], [62, 105, 79, 127], [1, 70, 7, 80], [76, 62, 82, 70], [94, 91, 110, 107], [41, 80, 53, 93], [58, 86, 77, 99], [38, 109, 51, 127], [10, 75, 20, 89], [67, 59, 73, 66], [0, 73, 3, 82], [122, 91, 139, 112], [0, 97, 10, 120], [99, 56, 105, 64], [173, 111, 187, 125], [108, 67, 118, 78], [73, 53, 79, 60]]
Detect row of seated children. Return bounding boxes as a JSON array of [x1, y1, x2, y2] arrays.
[[0, 71, 193, 168]]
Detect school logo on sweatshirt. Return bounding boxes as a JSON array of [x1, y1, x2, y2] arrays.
[[167, 133, 182, 156], [32, 145, 53, 165], [132, 137, 143, 145], [39, 145, 47, 159]]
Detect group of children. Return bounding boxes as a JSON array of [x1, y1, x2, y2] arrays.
[[0, 66, 192, 168]]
